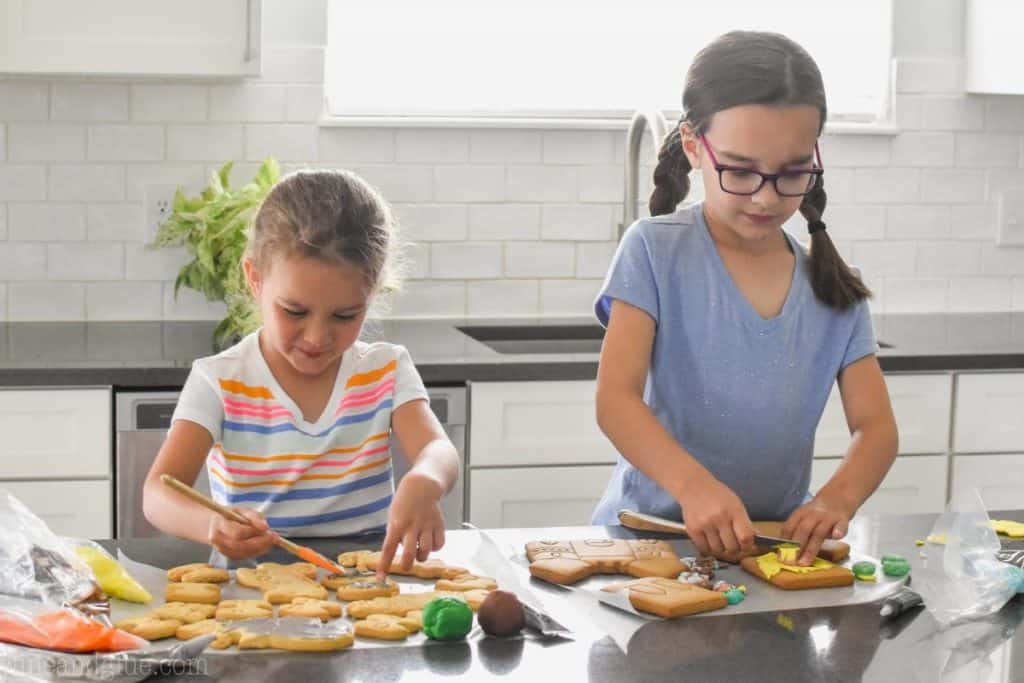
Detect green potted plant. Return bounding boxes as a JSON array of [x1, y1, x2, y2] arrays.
[[155, 157, 280, 351]]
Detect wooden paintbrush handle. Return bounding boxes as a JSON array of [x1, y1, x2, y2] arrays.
[[618, 510, 690, 535], [160, 474, 251, 526]]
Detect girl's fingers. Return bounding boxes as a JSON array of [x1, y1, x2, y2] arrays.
[[417, 529, 432, 562], [377, 527, 401, 580], [433, 525, 445, 553], [400, 530, 419, 571]]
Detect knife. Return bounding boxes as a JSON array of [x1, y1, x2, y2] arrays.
[[617, 509, 799, 547]]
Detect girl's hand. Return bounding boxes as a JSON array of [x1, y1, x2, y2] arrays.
[[377, 471, 446, 581], [207, 508, 279, 560], [677, 473, 757, 559], [781, 494, 854, 566]]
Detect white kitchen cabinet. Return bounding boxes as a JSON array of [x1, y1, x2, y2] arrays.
[[0, 388, 111, 478], [1, 480, 112, 538], [811, 455, 948, 515], [965, 0, 1024, 94], [469, 381, 618, 467], [815, 373, 951, 458], [954, 373, 1024, 453], [469, 465, 615, 528], [952, 454, 1024, 511], [0, 0, 260, 77]]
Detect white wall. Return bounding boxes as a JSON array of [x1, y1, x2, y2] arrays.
[[0, 0, 1021, 322]]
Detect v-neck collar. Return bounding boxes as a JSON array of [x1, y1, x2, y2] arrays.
[[250, 330, 352, 432], [696, 205, 804, 331]]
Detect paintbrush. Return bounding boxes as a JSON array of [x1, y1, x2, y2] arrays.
[[161, 474, 346, 576]]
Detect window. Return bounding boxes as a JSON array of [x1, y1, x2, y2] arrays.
[[326, 0, 892, 124]]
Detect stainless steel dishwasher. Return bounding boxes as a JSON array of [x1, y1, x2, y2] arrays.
[[114, 387, 467, 538]]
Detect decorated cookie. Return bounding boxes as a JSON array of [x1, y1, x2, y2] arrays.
[[601, 576, 728, 618], [740, 552, 854, 590], [362, 552, 470, 580], [422, 596, 474, 641], [525, 539, 687, 585], [346, 591, 460, 619], [279, 598, 343, 621], [336, 578, 399, 602]]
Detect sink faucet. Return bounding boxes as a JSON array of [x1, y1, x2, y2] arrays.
[[621, 109, 670, 240]]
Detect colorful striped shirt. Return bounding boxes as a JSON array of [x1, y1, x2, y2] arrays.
[[171, 331, 428, 537]]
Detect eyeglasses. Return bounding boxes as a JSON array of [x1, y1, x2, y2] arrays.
[[698, 135, 824, 197]]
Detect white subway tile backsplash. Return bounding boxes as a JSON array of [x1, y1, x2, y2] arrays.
[[87, 203, 143, 241], [0, 123, 5, 161], [467, 204, 540, 241], [469, 130, 542, 164], [124, 164, 206, 201], [434, 166, 504, 202], [349, 164, 432, 202], [395, 204, 468, 242], [543, 131, 616, 165], [884, 278, 948, 313], [49, 164, 124, 201], [210, 85, 287, 122], [263, 0, 328, 46], [430, 243, 502, 279], [541, 204, 615, 241], [890, 132, 954, 167], [125, 244, 188, 281], [404, 242, 429, 279], [396, 130, 469, 164], [822, 168, 856, 204], [885, 206, 951, 240], [1013, 278, 1024, 311], [824, 205, 886, 241], [467, 280, 540, 316], [47, 243, 123, 280], [286, 86, 325, 122], [9, 124, 85, 161], [8, 203, 86, 241], [854, 168, 920, 204], [506, 166, 577, 202], [851, 241, 917, 278], [319, 128, 395, 163], [505, 242, 575, 278], [168, 125, 244, 162], [819, 135, 890, 167], [87, 282, 162, 320], [916, 241, 982, 276], [88, 125, 164, 161], [131, 85, 207, 122], [981, 243, 1024, 275], [921, 169, 985, 204], [950, 204, 997, 241], [895, 59, 963, 94], [0, 284, 6, 321], [387, 280, 466, 317], [919, 95, 985, 131], [0, 165, 45, 201], [539, 279, 601, 315], [985, 96, 1024, 133], [578, 165, 624, 204], [8, 283, 85, 321], [0, 83, 48, 121], [576, 241, 617, 279], [245, 124, 318, 161], [51, 84, 128, 121], [948, 277, 1012, 311], [0, 243, 46, 280], [162, 284, 227, 320], [954, 133, 1019, 168], [0, 204, 6, 239], [261, 46, 325, 84], [893, 95, 923, 130]]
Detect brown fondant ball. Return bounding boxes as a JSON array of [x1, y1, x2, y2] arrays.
[[477, 589, 525, 637]]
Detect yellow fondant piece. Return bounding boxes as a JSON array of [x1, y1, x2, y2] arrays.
[[926, 533, 947, 545], [777, 546, 800, 565], [776, 614, 794, 631], [755, 552, 834, 580], [991, 520, 1024, 538]]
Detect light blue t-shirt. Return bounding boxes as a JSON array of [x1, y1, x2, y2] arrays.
[[591, 202, 877, 525]]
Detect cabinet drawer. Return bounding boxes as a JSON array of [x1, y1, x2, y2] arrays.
[[952, 454, 1024, 511], [0, 389, 111, 478], [469, 465, 615, 528], [469, 381, 618, 467], [2, 480, 111, 538], [811, 455, 947, 515], [954, 373, 1024, 453], [815, 374, 951, 457]]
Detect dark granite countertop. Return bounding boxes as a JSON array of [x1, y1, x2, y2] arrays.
[[95, 511, 1024, 682], [0, 312, 1023, 388]]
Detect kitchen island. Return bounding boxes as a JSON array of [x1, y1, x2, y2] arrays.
[[93, 510, 1024, 682]]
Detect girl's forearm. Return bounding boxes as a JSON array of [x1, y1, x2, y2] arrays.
[[816, 418, 899, 514], [408, 438, 460, 497], [142, 479, 217, 544], [597, 390, 714, 502]]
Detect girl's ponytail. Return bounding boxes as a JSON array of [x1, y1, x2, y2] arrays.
[[649, 123, 692, 216], [800, 177, 872, 310]]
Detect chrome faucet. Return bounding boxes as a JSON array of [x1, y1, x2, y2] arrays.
[[621, 109, 670, 240]]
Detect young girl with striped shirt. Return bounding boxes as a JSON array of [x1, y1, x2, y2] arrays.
[[143, 169, 458, 573]]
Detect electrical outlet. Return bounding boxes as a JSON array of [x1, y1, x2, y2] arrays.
[[997, 189, 1024, 247], [143, 184, 179, 246]]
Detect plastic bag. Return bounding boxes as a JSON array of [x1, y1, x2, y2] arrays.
[[72, 541, 152, 604], [0, 596, 144, 653], [915, 489, 1024, 627]]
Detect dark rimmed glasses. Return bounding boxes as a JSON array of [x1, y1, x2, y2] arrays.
[[699, 135, 824, 197]]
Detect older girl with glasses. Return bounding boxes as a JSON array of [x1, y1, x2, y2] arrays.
[[592, 31, 898, 566]]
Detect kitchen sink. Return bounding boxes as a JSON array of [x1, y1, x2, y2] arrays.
[[457, 324, 892, 354], [457, 324, 605, 354]]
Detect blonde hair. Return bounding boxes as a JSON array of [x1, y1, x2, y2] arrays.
[[247, 168, 403, 296]]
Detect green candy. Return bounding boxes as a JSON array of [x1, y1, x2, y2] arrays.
[[881, 554, 906, 564], [422, 597, 474, 641], [724, 588, 745, 605], [852, 561, 876, 577], [882, 559, 911, 577]]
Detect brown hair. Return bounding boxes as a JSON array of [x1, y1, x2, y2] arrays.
[[247, 168, 402, 296], [651, 30, 870, 310]]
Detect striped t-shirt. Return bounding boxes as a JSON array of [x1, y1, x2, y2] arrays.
[[172, 331, 428, 537]]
